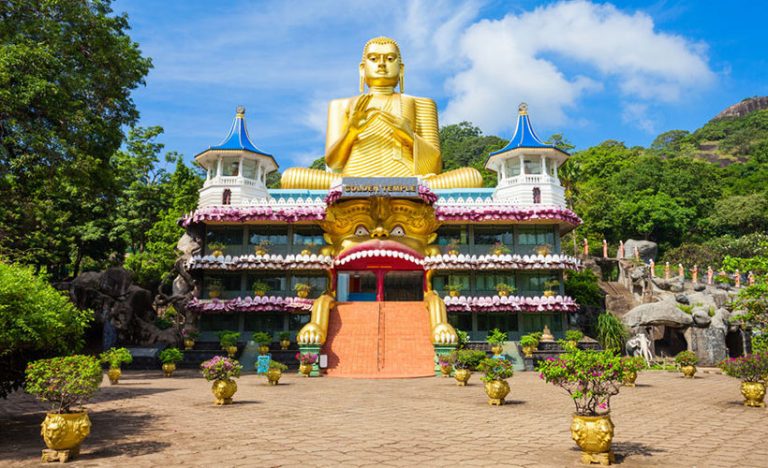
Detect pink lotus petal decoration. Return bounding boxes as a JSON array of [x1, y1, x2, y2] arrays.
[[423, 253, 581, 271], [441, 295, 579, 313], [187, 296, 314, 314]]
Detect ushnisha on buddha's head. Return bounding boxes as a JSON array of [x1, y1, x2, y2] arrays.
[[359, 36, 404, 92]]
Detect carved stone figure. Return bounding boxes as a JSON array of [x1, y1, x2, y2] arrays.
[[625, 333, 653, 365]]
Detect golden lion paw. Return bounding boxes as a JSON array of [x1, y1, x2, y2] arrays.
[[432, 323, 457, 345], [297, 322, 325, 345]]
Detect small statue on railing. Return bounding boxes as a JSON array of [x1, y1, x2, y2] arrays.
[[634, 246, 640, 261], [707, 266, 714, 285], [678, 263, 684, 280], [735, 269, 741, 288], [618, 240, 624, 259], [649, 259, 655, 278], [748, 271, 755, 286], [583, 238, 589, 256], [664, 262, 670, 280], [692, 265, 698, 284], [602, 239, 608, 258]]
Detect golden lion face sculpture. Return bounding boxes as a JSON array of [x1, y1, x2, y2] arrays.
[[321, 197, 439, 258]]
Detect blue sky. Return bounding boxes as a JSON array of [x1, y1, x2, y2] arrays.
[[114, 0, 768, 170]]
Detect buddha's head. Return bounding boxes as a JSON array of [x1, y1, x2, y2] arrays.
[[360, 36, 403, 91]]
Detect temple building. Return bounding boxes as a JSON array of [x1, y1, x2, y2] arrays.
[[180, 37, 581, 377]]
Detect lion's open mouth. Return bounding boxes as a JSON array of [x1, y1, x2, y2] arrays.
[[335, 239, 424, 268]]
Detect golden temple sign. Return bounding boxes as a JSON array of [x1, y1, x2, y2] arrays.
[[341, 177, 419, 198]]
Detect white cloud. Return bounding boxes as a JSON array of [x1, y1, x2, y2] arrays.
[[622, 102, 656, 134], [442, 0, 715, 133]]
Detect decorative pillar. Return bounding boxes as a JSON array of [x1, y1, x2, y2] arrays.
[[541, 155, 547, 178], [519, 154, 525, 176], [237, 156, 244, 177], [500, 159, 507, 180], [433, 344, 457, 377], [216, 156, 223, 178], [298, 344, 322, 377]]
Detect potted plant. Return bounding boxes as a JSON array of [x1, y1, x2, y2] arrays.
[[252, 281, 270, 297], [564, 330, 584, 348], [452, 349, 486, 386], [207, 278, 223, 299], [294, 282, 312, 298], [207, 241, 226, 257], [490, 241, 511, 256], [445, 280, 464, 297], [279, 331, 291, 350], [253, 331, 272, 355], [543, 279, 560, 297], [486, 328, 507, 356], [265, 360, 288, 385], [537, 349, 624, 465], [477, 357, 514, 405], [182, 329, 199, 350], [99, 347, 133, 385], [535, 243, 552, 256], [718, 353, 768, 407], [200, 356, 242, 405], [254, 239, 271, 256], [675, 350, 698, 378], [495, 283, 515, 297], [438, 353, 455, 377], [445, 239, 461, 256], [299, 241, 317, 256], [25, 355, 102, 462], [620, 356, 646, 387], [456, 329, 470, 349], [296, 352, 318, 377], [519, 334, 540, 358], [159, 347, 184, 377], [217, 330, 240, 358]]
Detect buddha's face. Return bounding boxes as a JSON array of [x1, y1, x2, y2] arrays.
[[361, 42, 401, 88]]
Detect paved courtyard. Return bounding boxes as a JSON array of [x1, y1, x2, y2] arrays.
[[1, 369, 767, 467]]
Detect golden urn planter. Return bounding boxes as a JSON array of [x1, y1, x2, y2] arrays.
[[258, 345, 270, 355], [212, 249, 224, 257], [209, 289, 221, 299], [226, 346, 238, 358], [680, 365, 696, 378], [297, 289, 310, 298], [211, 379, 237, 405], [741, 381, 766, 407], [570, 414, 615, 465], [162, 363, 176, 377], [299, 363, 313, 377], [484, 379, 510, 406], [107, 368, 121, 385], [491, 345, 503, 356], [300, 249, 312, 256], [622, 371, 637, 387], [522, 346, 536, 358], [40, 411, 92, 462], [280, 339, 291, 350], [447, 249, 459, 256], [543, 290, 556, 297], [183, 338, 195, 350], [266, 368, 282, 385], [449, 290, 460, 297], [440, 364, 452, 377], [254, 290, 266, 297], [498, 290, 508, 297], [255, 247, 267, 256], [454, 369, 471, 386]]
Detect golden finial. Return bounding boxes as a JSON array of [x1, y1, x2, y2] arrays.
[[236, 105, 246, 118], [518, 102, 528, 115]]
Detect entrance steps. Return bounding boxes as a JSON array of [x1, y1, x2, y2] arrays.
[[324, 302, 434, 378], [599, 281, 637, 317]]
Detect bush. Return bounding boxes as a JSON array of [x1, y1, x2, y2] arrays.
[[453, 349, 486, 370], [486, 328, 507, 345], [718, 354, 768, 382], [200, 356, 242, 381], [565, 330, 584, 342], [217, 330, 240, 348], [537, 349, 624, 416], [477, 358, 514, 382], [295, 352, 318, 365], [675, 350, 698, 367], [100, 347, 133, 369], [278, 331, 291, 341], [456, 329, 470, 349], [158, 348, 183, 364], [520, 334, 539, 348], [564, 270, 604, 308], [0, 262, 92, 397], [268, 360, 288, 371], [252, 332, 272, 346], [621, 356, 646, 373], [25, 355, 102, 413], [596, 312, 628, 352]]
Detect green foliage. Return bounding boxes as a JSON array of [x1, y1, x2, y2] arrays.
[[675, 350, 698, 367], [252, 281, 270, 294], [100, 347, 133, 369], [520, 334, 540, 348], [452, 349, 486, 370], [445, 280, 464, 294], [596, 313, 628, 352], [0, 262, 93, 397], [620, 356, 647, 373], [477, 358, 514, 382], [486, 328, 507, 345], [158, 348, 183, 364], [718, 354, 768, 382], [732, 282, 768, 333], [268, 360, 288, 371], [536, 349, 624, 416], [564, 270, 604, 308], [25, 355, 102, 413], [278, 331, 291, 341], [455, 329, 470, 349], [751, 334, 768, 353], [439, 122, 505, 187], [677, 304, 694, 315], [252, 332, 272, 346], [293, 283, 311, 293], [565, 330, 584, 342], [154, 316, 173, 330], [217, 331, 240, 348], [722, 255, 768, 275], [704, 192, 768, 236]]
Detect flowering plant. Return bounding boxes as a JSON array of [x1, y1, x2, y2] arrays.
[[296, 352, 318, 365], [490, 241, 511, 255], [620, 356, 646, 373], [675, 350, 698, 367], [438, 353, 456, 367], [25, 355, 102, 414], [452, 349, 486, 370], [182, 329, 199, 339], [417, 184, 438, 205], [536, 349, 623, 416], [200, 356, 242, 381], [99, 347, 133, 369], [718, 353, 768, 382], [477, 357, 514, 382]]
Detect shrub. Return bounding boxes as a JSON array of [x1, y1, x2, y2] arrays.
[[25, 355, 102, 413], [181, 329, 199, 340], [520, 334, 539, 348], [564, 270, 604, 308], [295, 352, 318, 365], [438, 353, 456, 366], [495, 283, 515, 294], [217, 330, 240, 348], [453, 349, 486, 370], [565, 330, 584, 342], [677, 304, 693, 314], [621, 356, 647, 373], [456, 329, 470, 349], [537, 349, 624, 416], [486, 328, 507, 345], [718, 353, 768, 382], [158, 348, 183, 364], [477, 358, 514, 382], [596, 312, 628, 352], [252, 281, 270, 294], [675, 350, 698, 367], [100, 347, 133, 369], [268, 360, 288, 371], [293, 283, 312, 293], [154, 316, 173, 330], [0, 262, 92, 398], [278, 331, 291, 341], [252, 332, 272, 346], [200, 356, 242, 381]]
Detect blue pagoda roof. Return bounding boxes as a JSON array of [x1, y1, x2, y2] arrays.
[[489, 103, 569, 157], [201, 106, 272, 157]]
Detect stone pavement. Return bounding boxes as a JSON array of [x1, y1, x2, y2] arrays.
[[1, 369, 767, 467]]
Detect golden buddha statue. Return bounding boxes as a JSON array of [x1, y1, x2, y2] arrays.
[[281, 37, 482, 189]]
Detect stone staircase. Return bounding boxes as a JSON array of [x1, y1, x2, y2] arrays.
[[324, 302, 434, 378], [599, 281, 637, 317]]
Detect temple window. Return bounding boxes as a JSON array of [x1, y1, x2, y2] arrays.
[[473, 226, 513, 252], [242, 160, 257, 179], [248, 226, 289, 254], [222, 189, 231, 205], [206, 227, 243, 255], [477, 312, 519, 334], [436, 226, 468, 254], [291, 274, 327, 298], [222, 158, 239, 176], [202, 273, 241, 299], [243, 313, 282, 334], [506, 159, 521, 177], [474, 273, 516, 296], [518, 271, 559, 296], [516, 226, 555, 255], [524, 157, 541, 174], [521, 312, 563, 333], [532, 187, 541, 204], [210, 161, 218, 178], [293, 226, 325, 252], [447, 313, 472, 335], [246, 272, 286, 296], [432, 273, 470, 296]]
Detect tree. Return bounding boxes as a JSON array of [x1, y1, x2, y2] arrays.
[[439, 122, 505, 187], [0, 0, 151, 279], [0, 261, 92, 397]]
